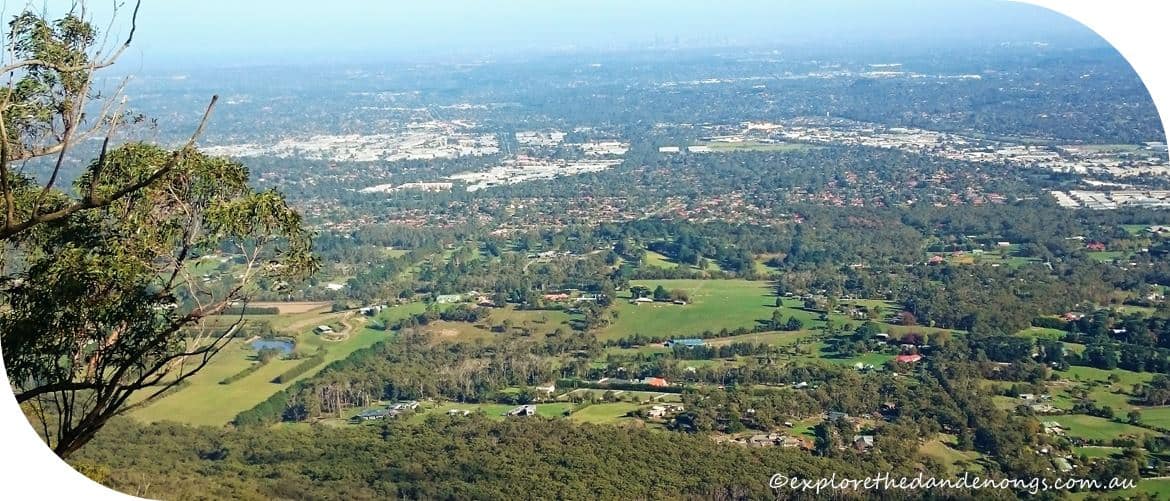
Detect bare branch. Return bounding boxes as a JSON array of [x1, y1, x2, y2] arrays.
[[0, 0, 140, 75]]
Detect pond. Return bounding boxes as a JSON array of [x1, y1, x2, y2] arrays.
[[251, 338, 295, 354]]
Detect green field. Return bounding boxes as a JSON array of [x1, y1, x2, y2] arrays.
[[131, 303, 426, 426], [1016, 326, 1067, 340], [567, 403, 642, 424], [1068, 479, 1170, 500], [643, 250, 680, 269], [1054, 414, 1156, 442], [418, 305, 574, 344], [1049, 366, 1152, 413], [1087, 251, 1127, 263], [600, 280, 774, 340], [1136, 406, 1170, 429], [1073, 446, 1122, 459], [643, 249, 722, 271], [920, 438, 982, 474], [1060, 366, 1153, 387]]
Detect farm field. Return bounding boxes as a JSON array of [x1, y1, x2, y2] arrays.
[[1086, 251, 1127, 263], [131, 303, 426, 426], [1016, 326, 1067, 340], [1073, 446, 1122, 459], [1068, 479, 1170, 500], [1053, 414, 1156, 442], [599, 280, 774, 340], [420, 306, 574, 344], [1059, 366, 1153, 387], [1138, 406, 1170, 429]]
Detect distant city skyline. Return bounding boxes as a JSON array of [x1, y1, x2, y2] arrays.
[[26, 0, 1107, 69]]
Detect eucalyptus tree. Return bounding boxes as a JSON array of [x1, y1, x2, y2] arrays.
[[0, 2, 318, 457]]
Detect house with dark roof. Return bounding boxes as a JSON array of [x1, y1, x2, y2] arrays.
[[853, 435, 875, 451], [352, 408, 392, 421]]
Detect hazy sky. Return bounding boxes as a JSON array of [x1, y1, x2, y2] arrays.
[[27, 0, 1105, 68]]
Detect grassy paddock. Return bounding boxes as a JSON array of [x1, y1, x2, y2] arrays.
[[130, 303, 425, 426], [600, 280, 774, 341]]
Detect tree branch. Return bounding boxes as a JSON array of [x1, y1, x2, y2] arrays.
[[0, 94, 218, 240]]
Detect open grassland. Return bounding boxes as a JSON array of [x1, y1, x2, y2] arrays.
[[130, 303, 425, 426], [919, 438, 982, 474], [1086, 251, 1127, 263], [599, 280, 774, 340], [643, 250, 679, 269], [1016, 326, 1067, 340], [421, 306, 574, 344], [1055, 414, 1157, 442], [1041, 366, 1151, 412], [1073, 446, 1122, 459], [1137, 406, 1170, 429], [1059, 366, 1153, 387], [1068, 479, 1170, 500], [599, 279, 956, 343], [643, 249, 722, 271]]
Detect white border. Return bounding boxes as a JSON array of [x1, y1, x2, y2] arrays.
[[0, 1, 1167, 499]]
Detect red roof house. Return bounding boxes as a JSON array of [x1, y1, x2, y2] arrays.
[[641, 377, 669, 387], [894, 354, 923, 364]]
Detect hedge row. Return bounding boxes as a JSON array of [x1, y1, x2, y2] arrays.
[[219, 359, 271, 385], [270, 348, 327, 384], [219, 306, 281, 316]]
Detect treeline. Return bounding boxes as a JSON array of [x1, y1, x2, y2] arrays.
[[75, 416, 884, 500], [218, 305, 280, 316], [234, 330, 601, 427]]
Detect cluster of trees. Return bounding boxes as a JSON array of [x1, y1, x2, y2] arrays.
[[73, 416, 881, 500], [234, 330, 596, 427], [628, 284, 690, 303]]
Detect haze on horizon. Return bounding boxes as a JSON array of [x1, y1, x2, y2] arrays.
[[27, 0, 1108, 69]]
